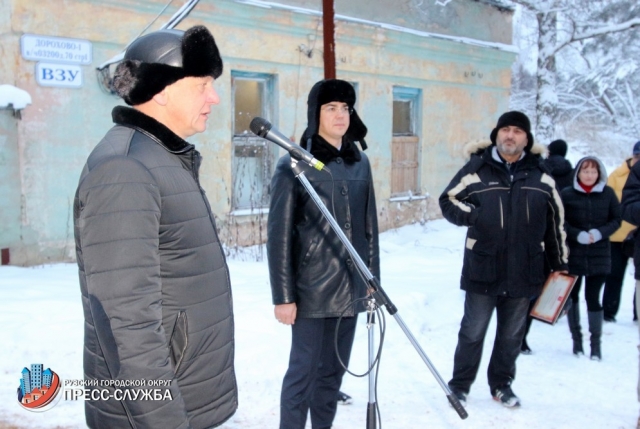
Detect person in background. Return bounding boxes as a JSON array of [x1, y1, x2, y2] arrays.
[[603, 142, 640, 322], [440, 111, 568, 408], [73, 26, 237, 428], [619, 155, 640, 429], [267, 79, 379, 429], [543, 139, 574, 191], [561, 157, 621, 360]]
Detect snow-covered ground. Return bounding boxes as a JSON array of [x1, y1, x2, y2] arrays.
[[1, 219, 638, 428]]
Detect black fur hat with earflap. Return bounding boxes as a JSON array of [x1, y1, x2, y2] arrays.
[[112, 26, 223, 106], [299, 79, 368, 151]]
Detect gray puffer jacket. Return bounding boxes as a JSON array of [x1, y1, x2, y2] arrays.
[[74, 106, 237, 429]]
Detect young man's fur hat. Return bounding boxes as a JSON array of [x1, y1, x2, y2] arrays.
[[489, 110, 534, 152], [112, 25, 223, 106], [300, 79, 368, 150]]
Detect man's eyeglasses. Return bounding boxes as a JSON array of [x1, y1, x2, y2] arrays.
[[321, 105, 353, 115]]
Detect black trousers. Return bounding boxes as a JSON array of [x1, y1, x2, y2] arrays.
[[449, 291, 530, 395], [603, 242, 630, 318], [570, 274, 607, 312], [280, 315, 358, 429]]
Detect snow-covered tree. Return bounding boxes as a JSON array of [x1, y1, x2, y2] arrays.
[[556, 2, 640, 137], [508, 0, 640, 143]]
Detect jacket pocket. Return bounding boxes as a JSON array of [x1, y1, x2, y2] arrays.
[[465, 240, 497, 283], [168, 310, 188, 376], [297, 240, 319, 271]]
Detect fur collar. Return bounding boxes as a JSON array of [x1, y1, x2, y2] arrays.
[[308, 134, 362, 164], [463, 139, 546, 159], [112, 106, 193, 153]]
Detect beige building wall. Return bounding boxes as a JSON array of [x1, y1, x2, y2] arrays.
[[0, 0, 515, 264]]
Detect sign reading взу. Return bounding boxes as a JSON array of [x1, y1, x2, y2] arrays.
[[36, 62, 83, 88], [21, 34, 92, 65]]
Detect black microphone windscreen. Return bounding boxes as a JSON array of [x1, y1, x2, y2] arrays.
[[249, 117, 271, 137]]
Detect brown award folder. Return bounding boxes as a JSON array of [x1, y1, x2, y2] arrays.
[[530, 272, 578, 325]]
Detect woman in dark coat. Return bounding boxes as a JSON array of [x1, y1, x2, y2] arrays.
[[561, 156, 621, 360]]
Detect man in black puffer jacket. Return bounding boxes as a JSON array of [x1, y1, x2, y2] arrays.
[[267, 79, 379, 429], [74, 27, 237, 428], [439, 111, 569, 409]]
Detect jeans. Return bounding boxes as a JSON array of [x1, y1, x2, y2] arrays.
[[280, 316, 357, 429], [449, 291, 530, 394]]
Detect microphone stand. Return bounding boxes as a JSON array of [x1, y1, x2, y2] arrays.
[[288, 159, 468, 427], [365, 299, 377, 428]]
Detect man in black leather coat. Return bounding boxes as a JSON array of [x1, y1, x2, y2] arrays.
[[267, 79, 380, 429]]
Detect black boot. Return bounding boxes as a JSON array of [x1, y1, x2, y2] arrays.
[[588, 310, 603, 361], [567, 303, 583, 356]]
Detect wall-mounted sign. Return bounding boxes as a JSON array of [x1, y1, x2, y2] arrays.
[[36, 62, 83, 88], [21, 34, 92, 65]]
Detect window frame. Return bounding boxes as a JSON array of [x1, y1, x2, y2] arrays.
[[391, 86, 422, 198], [230, 71, 278, 212]]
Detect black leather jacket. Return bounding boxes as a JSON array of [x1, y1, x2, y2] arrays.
[[267, 136, 380, 318]]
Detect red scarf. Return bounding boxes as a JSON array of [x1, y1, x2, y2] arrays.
[[579, 182, 595, 193]]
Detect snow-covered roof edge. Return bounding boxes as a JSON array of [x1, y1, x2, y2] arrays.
[[475, 0, 514, 11], [234, 0, 518, 53], [0, 84, 32, 110]]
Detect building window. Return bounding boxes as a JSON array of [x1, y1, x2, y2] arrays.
[[231, 72, 276, 211], [391, 87, 421, 197], [349, 81, 359, 109]]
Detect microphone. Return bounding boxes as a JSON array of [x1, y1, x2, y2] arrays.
[[249, 117, 326, 172]]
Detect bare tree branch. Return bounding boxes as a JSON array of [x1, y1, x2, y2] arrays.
[[551, 17, 640, 57]]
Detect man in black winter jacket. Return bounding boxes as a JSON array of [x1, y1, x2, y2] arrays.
[[74, 27, 237, 429], [267, 79, 379, 429], [620, 152, 640, 420], [439, 111, 569, 409], [543, 139, 573, 191]]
